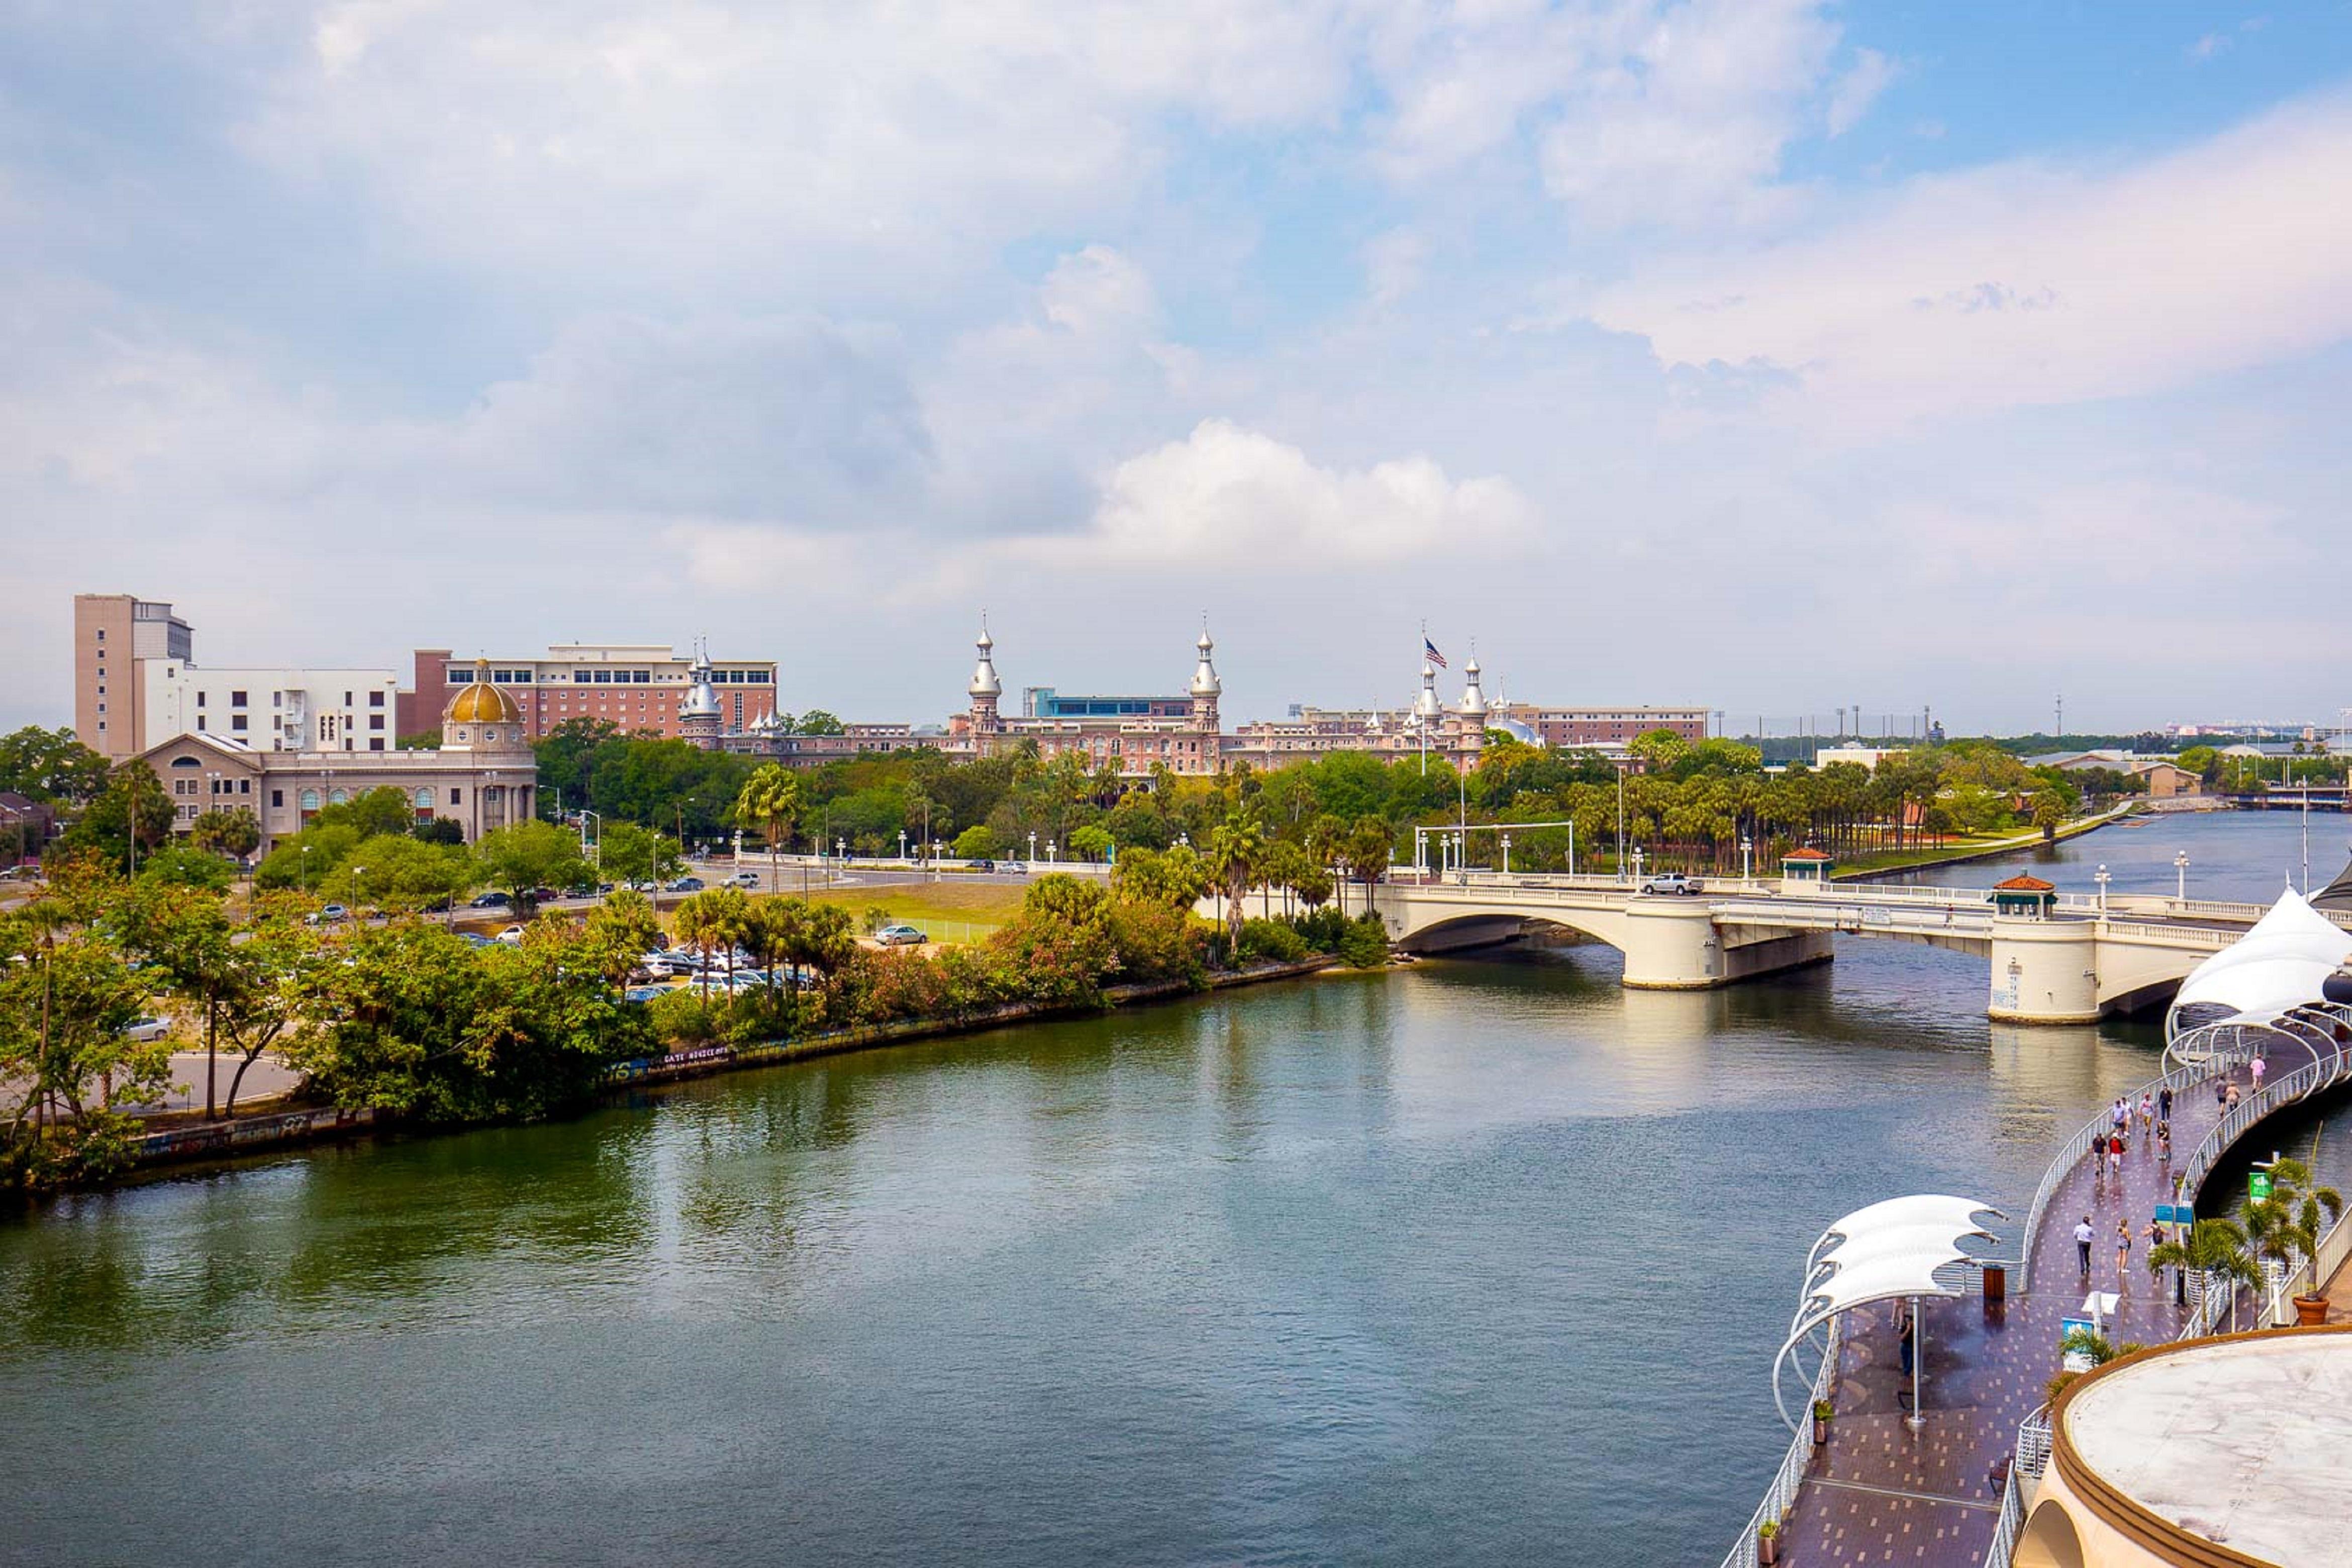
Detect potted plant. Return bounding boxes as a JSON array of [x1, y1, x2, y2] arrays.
[[1811, 1398, 1833, 1446], [2245, 1157, 2344, 1325], [2147, 1217, 2264, 1333], [1757, 1519, 1782, 1565]]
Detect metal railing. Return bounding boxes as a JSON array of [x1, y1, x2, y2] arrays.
[[1715, 1315, 1842, 1568], [1983, 1405, 2055, 1568], [2017, 1060, 2217, 1295]]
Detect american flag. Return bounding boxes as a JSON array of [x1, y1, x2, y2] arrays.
[[1423, 637, 1447, 669]]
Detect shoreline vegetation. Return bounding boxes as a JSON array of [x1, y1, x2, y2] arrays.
[[2, 842, 1390, 1198]]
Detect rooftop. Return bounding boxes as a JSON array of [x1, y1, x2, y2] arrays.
[[2063, 1330, 2352, 1567]]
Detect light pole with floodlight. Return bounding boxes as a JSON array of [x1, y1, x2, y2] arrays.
[[2094, 863, 2111, 913]]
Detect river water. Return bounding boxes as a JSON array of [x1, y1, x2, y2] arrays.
[[1, 814, 2340, 1567]]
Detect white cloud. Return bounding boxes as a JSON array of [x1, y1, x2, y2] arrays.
[[1055, 418, 1533, 569], [1825, 47, 1897, 137], [1584, 92, 2352, 428], [1361, 227, 1431, 306]]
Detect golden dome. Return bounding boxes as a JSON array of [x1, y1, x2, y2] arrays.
[[444, 662, 523, 726]]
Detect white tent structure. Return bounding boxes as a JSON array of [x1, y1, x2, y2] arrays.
[[2165, 886, 2352, 1069], [1773, 1195, 2005, 1431]]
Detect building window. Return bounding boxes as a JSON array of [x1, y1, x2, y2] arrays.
[[368, 715, 384, 731], [369, 739, 384, 751], [196, 691, 206, 707], [196, 717, 206, 731], [232, 715, 248, 732], [450, 788, 462, 804], [271, 790, 283, 808], [369, 691, 385, 707], [231, 691, 248, 707], [328, 789, 348, 805], [413, 788, 434, 808], [300, 790, 319, 811], [240, 779, 251, 795], [95, 629, 105, 642], [344, 692, 353, 706], [97, 702, 107, 714]]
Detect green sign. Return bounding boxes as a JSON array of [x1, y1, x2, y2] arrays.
[[2250, 1170, 2274, 1202]]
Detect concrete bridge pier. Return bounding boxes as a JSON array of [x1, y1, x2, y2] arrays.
[[1987, 919, 2100, 1024], [1620, 901, 1834, 991]]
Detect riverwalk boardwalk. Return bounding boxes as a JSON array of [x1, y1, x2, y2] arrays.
[[1733, 1026, 2352, 1568]]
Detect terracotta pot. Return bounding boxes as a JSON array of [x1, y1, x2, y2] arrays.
[[2295, 1294, 2328, 1327], [1758, 1532, 1781, 1565], [1813, 1417, 1829, 1445]]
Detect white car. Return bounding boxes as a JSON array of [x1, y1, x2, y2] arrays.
[[120, 1016, 171, 1042], [1641, 873, 1705, 897], [496, 925, 528, 944]]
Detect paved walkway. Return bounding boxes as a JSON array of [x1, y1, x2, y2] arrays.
[[1771, 1067, 2251, 1568]]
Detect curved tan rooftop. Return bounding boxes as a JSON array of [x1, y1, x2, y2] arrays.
[[2043, 1327, 2352, 1567]]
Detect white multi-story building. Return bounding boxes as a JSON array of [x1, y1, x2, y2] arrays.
[[141, 661, 403, 753]]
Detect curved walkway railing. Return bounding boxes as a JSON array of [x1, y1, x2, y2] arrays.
[[1713, 1315, 1842, 1568], [2017, 1060, 2213, 1295]]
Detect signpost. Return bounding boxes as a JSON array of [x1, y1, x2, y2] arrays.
[[2250, 1170, 2274, 1202]]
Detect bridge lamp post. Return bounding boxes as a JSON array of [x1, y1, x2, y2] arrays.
[[1028, 831, 1038, 863], [1740, 835, 1753, 884], [1632, 846, 1645, 886], [2175, 850, 2190, 905], [898, 829, 908, 861], [2095, 863, 2111, 914], [1501, 833, 1512, 876]]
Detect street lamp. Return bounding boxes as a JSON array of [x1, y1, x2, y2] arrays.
[[2175, 849, 2190, 904], [300, 843, 312, 893], [1740, 835, 1754, 883], [350, 865, 364, 911], [1632, 846, 1646, 887], [1047, 840, 1057, 864], [1028, 830, 1038, 862], [2094, 863, 2111, 914], [1501, 832, 1512, 876], [898, 829, 908, 860]]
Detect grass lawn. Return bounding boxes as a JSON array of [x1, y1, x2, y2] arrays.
[[794, 877, 1030, 944]]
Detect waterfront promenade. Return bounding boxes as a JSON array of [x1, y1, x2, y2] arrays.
[[1760, 1058, 2255, 1568]]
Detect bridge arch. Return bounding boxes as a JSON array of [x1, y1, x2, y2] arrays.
[[1391, 909, 1627, 956]]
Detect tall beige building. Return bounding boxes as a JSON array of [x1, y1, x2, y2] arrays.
[[73, 595, 191, 761]]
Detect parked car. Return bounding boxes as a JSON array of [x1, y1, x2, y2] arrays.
[[1641, 873, 1705, 897], [875, 924, 928, 946], [622, 986, 668, 1004], [468, 892, 511, 909], [311, 903, 350, 923], [667, 876, 706, 893], [637, 952, 696, 978], [729, 870, 760, 887], [970, 858, 996, 873], [119, 1016, 171, 1042], [496, 925, 527, 944], [999, 861, 1027, 875], [456, 932, 494, 949]]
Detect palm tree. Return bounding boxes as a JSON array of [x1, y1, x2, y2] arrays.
[[2245, 1157, 2344, 1316], [672, 887, 748, 1003], [1206, 807, 1265, 949], [2147, 1217, 2264, 1332], [1345, 816, 1392, 903], [733, 765, 800, 897]]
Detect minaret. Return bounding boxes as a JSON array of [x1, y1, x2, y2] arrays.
[[679, 637, 722, 749], [1454, 653, 1489, 761], [1412, 661, 1442, 725], [967, 620, 1003, 750], [1189, 625, 1221, 735]]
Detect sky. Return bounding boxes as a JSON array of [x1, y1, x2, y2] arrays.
[[5, 1, 2352, 737]]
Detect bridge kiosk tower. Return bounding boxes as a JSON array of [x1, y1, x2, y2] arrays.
[[1780, 847, 1833, 894]]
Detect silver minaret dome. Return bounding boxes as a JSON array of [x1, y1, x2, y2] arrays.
[[1190, 628, 1221, 698], [968, 623, 1002, 700], [1412, 661, 1442, 721], [1457, 654, 1488, 720]]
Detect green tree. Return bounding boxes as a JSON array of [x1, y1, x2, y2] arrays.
[[1344, 816, 1393, 901], [347, 833, 476, 911], [312, 786, 419, 840], [60, 763, 173, 871], [135, 843, 236, 891], [672, 886, 751, 1001], [1067, 824, 1114, 863], [0, 726, 112, 804], [188, 807, 261, 861], [1111, 844, 1209, 909], [951, 824, 1001, 860], [0, 899, 168, 1186], [2030, 789, 2069, 844], [733, 764, 801, 895], [2147, 1217, 2265, 1334], [581, 890, 665, 992], [473, 820, 591, 911], [797, 710, 846, 735], [1205, 807, 1266, 948], [2245, 1157, 2344, 1309], [600, 821, 682, 886]]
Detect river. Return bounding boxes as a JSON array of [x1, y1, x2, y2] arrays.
[[1, 812, 2342, 1566]]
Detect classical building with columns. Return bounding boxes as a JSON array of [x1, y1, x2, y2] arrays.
[[136, 663, 538, 854], [944, 623, 1494, 777]]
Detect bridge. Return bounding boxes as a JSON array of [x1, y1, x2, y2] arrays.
[[1354, 873, 2352, 1025]]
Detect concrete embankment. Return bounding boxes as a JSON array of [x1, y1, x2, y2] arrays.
[[1832, 807, 2132, 884], [115, 956, 1344, 1180]]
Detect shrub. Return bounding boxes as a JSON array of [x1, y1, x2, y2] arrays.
[[1237, 918, 1310, 964], [1337, 914, 1391, 969]]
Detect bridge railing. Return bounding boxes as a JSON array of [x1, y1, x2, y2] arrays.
[[1982, 1406, 2054, 1568], [2018, 1060, 2217, 1295], [1714, 1314, 1842, 1568], [2095, 919, 2236, 948]]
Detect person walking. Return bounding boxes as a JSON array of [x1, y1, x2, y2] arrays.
[[2250, 1054, 2267, 1093], [2159, 1085, 2173, 1123], [2116, 1218, 2132, 1291], [2138, 1093, 2153, 1132], [2217, 1077, 2230, 1113], [2225, 1083, 2241, 1113], [2076, 1216, 2096, 1279], [2108, 1133, 2123, 1184]]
